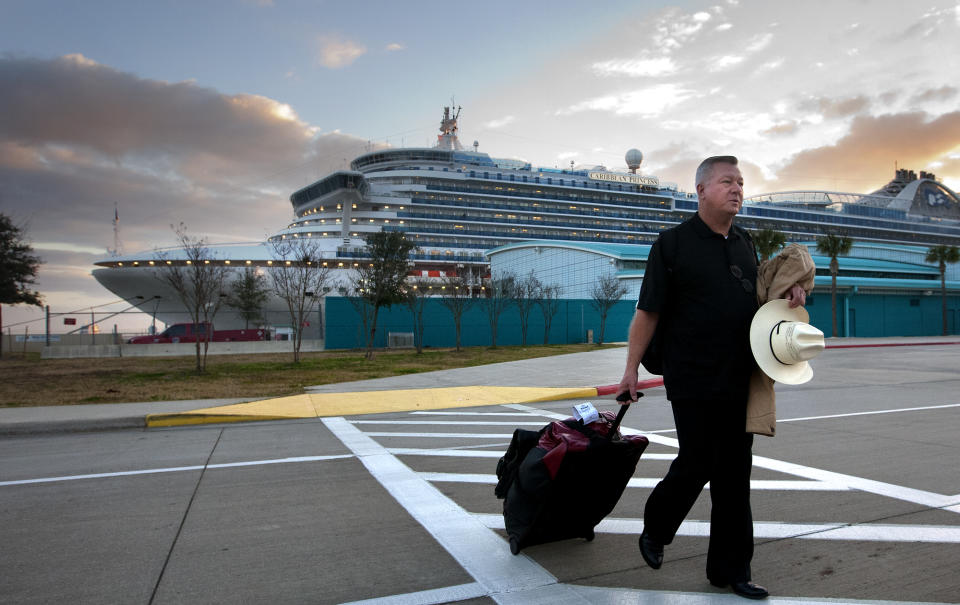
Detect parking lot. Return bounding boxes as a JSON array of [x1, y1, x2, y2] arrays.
[[1, 343, 959, 604]]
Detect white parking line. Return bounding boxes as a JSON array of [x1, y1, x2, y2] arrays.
[[779, 402, 960, 424], [409, 411, 547, 416], [321, 416, 580, 601], [333, 410, 950, 604], [363, 432, 515, 438], [472, 514, 960, 544], [0, 455, 353, 487], [418, 472, 849, 491], [388, 448, 505, 458], [340, 582, 487, 605], [386, 447, 677, 461], [351, 420, 548, 426], [508, 403, 960, 513]]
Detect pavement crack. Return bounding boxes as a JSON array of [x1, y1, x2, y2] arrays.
[[148, 427, 224, 605]]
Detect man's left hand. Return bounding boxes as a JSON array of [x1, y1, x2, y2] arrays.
[[784, 284, 806, 308]]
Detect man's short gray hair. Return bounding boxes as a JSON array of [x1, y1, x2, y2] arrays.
[[695, 155, 738, 188]]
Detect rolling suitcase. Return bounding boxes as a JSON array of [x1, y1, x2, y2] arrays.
[[494, 393, 648, 554]]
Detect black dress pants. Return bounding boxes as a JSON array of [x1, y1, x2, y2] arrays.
[[643, 397, 755, 583]]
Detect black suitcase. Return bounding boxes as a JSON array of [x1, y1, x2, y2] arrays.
[[494, 394, 648, 554]]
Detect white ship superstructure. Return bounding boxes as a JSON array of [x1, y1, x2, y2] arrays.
[[92, 106, 960, 332]]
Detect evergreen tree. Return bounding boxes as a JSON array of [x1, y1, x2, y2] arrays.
[[227, 268, 270, 329], [354, 232, 417, 359], [0, 214, 43, 358]]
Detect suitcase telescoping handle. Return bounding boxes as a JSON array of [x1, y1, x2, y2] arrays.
[[609, 391, 644, 440]]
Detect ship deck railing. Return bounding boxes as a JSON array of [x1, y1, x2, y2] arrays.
[[408, 196, 676, 221], [396, 210, 673, 235]]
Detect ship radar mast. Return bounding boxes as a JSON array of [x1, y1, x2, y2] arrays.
[[436, 105, 463, 150], [106, 203, 123, 257]]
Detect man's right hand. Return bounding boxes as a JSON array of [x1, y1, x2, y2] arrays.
[[617, 372, 639, 403]]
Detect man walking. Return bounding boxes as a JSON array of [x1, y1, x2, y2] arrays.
[[617, 156, 804, 600]]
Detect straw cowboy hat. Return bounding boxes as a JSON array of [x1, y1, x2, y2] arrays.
[[750, 299, 825, 385]]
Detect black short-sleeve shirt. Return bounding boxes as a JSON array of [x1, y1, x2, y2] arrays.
[[637, 213, 759, 401]]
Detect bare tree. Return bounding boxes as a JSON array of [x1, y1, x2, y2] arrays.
[[438, 276, 475, 352], [536, 282, 562, 345], [590, 273, 628, 346], [226, 267, 269, 329], [270, 237, 332, 363], [482, 272, 516, 348], [155, 223, 228, 373], [340, 281, 374, 350], [514, 271, 540, 347], [403, 277, 432, 354]]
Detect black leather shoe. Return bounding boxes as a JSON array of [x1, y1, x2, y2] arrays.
[[710, 579, 769, 600], [638, 531, 663, 569]]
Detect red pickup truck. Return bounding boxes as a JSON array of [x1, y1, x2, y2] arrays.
[[127, 323, 267, 344]]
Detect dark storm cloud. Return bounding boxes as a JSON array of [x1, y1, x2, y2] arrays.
[[0, 54, 383, 314], [0, 55, 381, 242], [0, 54, 311, 165]]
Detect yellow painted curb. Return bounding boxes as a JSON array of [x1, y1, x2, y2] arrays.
[[145, 386, 599, 428]]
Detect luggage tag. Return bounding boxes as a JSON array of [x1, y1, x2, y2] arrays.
[[572, 402, 600, 424]]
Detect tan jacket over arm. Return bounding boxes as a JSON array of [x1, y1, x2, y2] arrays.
[[747, 243, 816, 436], [756, 243, 816, 304]]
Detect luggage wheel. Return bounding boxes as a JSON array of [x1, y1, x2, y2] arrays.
[[585, 529, 595, 542], [509, 537, 520, 555]]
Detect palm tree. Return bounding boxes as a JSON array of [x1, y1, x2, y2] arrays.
[[753, 228, 787, 262], [925, 245, 960, 335], [815, 234, 854, 337]]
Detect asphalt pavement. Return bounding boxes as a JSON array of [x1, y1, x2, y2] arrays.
[[1, 337, 959, 604]]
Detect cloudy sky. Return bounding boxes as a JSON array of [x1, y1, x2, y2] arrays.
[[3, 0, 960, 332]]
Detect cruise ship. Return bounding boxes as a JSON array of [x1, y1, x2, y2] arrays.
[[92, 106, 960, 335]]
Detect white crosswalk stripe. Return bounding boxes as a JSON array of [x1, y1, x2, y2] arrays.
[[327, 402, 957, 604]]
